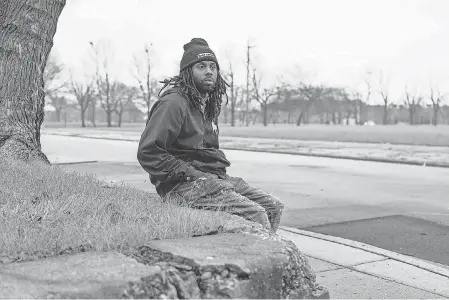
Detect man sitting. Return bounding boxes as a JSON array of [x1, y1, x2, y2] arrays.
[[137, 38, 284, 232]]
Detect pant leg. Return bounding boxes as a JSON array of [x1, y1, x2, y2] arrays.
[[165, 177, 271, 230], [224, 176, 284, 232]]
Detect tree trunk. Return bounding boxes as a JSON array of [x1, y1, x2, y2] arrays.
[[231, 104, 235, 127], [296, 114, 302, 126], [304, 111, 309, 124], [358, 104, 364, 125], [433, 107, 438, 126], [296, 102, 312, 126], [409, 108, 414, 125], [107, 109, 112, 127], [81, 109, 86, 128], [0, 0, 66, 163], [91, 102, 96, 127], [262, 103, 268, 127], [89, 97, 97, 127], [383, 104, 388, 125], [118, 111, 122, 127], [55, 107, 62, 122]]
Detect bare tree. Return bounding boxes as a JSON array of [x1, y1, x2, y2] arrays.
[[245, 40, 255, 126], [357, 71, 372, 125], [377, 71, 390, 125], [69, 73, 94, 128], [352, 91, 365, 125], [429, 85, 445, 126], [111, 83, 139, 127], [296, 83, 326, 126], [89, 41, 115, 127], [133, 44, 154, 120], [43, 54, 68, 122], [0, 0, 66, 162], [403, 85, 422, 125], [252, 69, 277, 127], [226, 62, 240, 127], [87, 92, 98, 127], [44, 54, 65, 95], [238, 88, 246, 125], [341, 91, 354, 125], [275, 82, 295, 124], [49, 96, 68, 122]]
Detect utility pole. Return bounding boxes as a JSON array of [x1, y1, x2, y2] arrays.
[[245, 39, 255, 127]]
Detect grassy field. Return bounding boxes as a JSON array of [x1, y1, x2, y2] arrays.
[[43, 122, 449, 147], [0, 159, 228, 260], [218, 124, 449, 147]]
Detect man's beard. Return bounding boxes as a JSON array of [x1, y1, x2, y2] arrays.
[[197, 80, 215, 94]]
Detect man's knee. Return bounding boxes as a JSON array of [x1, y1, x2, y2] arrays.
[[224, 195, 270, 229], [252, 203, 269, 219], [265, 194, 284, 215], [250, 206, 271, 229]]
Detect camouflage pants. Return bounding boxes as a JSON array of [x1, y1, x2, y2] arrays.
[[165, 174, 284, 232]]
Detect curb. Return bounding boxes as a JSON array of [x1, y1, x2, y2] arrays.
[[220, 147, 449, 169], [279, 226, 449, 279], [52, 160, 98, 165], [42, 132, 449, 169]]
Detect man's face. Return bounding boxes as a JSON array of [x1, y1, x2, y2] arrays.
[[192, 60, 218, 94]]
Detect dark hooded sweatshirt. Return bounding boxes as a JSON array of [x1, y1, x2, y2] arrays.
[[137, 88, 231, 197]]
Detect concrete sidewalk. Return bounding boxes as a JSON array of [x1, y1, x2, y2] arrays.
[[278, 228, 449, 299], [51, 158, 449, 299]]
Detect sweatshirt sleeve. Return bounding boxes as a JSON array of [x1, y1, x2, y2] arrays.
[[137, 97, 202, 184]]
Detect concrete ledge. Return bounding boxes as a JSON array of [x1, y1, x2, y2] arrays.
[[0, 228, 329, 299], [0, 252, 161, 299]]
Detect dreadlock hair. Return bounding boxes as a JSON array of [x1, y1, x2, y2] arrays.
[[158, 67, 229, 122]]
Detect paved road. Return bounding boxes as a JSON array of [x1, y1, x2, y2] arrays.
[[41, 135, 449, 265]]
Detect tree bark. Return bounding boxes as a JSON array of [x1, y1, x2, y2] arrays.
[[0, 0, 66, 163]]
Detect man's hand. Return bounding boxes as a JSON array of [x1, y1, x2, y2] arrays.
[[185, 167, 217, 182]]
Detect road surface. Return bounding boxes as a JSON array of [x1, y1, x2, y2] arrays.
[[41, 134, 449, 265]]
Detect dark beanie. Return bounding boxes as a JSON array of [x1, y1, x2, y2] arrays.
[[180, 38, 219, 71]]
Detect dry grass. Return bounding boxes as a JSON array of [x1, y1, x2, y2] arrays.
[[0, 159, 228, 259], [218, 124, 449, 147], [43, 122, 449, 147]]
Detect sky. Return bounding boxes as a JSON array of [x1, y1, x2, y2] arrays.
[[52, 0, 449, 105]]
